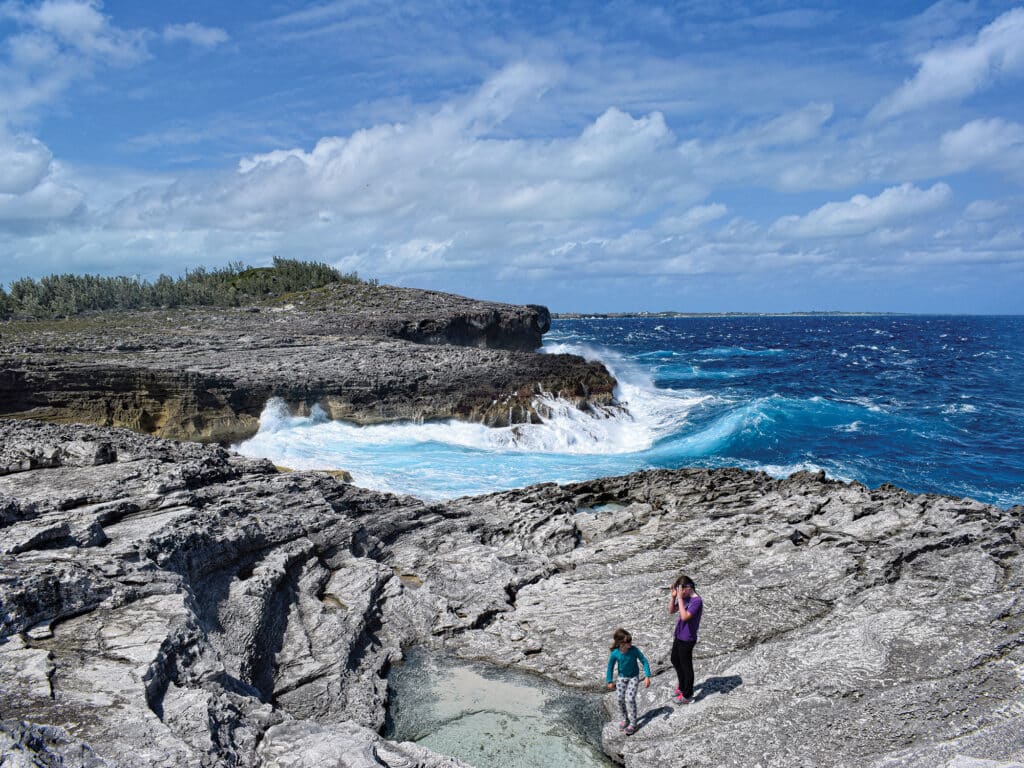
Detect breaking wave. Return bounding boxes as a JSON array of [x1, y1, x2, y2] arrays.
[[235, 315, 1024, 506]]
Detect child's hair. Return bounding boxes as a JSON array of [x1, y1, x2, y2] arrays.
[[673, 574, 696, 590], [610, 627, 632, 650]]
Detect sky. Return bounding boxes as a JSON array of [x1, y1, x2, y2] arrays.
[[0, 1, 1022, 313]]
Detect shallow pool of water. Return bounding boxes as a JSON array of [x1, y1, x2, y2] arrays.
[[385, 649, 613, 768]]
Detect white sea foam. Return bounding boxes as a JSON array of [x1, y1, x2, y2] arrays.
[[940, 403, 979, 415], [836, 396, 888, 413], [237, 342, 713, 478], [836, 421, 863, 433]]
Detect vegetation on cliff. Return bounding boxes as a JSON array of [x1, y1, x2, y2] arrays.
[[0, 258, 371, 319]]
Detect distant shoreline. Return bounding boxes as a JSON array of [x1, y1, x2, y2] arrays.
[[551, 311, 908, 319]]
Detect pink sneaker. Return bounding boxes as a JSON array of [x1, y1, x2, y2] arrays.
[[624, 724, 636, 735], [675, 691, 692, 704], [617, 720, 627, 731]]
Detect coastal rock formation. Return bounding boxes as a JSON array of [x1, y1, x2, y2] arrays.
[[0, 283, 614, 443], [1, 420, 1021, 767]]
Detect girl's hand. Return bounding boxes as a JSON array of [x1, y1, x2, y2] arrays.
[[607, 682, 615, 690], [644, 677, 651, 688]]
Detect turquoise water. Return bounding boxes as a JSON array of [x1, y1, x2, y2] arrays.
[[385, 650, 611, 768], [236, 315, 1024, 507]]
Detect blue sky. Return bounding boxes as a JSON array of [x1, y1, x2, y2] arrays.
[[1, 1, 1022, 313]]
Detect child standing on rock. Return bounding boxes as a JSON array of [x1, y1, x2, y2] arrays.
[[669, 574, 703, 704], [605, 628, 651, 735]]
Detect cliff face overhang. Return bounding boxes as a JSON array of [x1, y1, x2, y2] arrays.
[[0, 420, 1021, 767], [0, 287, 607, 443]]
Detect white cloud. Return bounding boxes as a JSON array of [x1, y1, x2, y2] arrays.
[[570, 107, 672, 174], [675, 102, 843, 193], [940, 117, 1024, 170], [17, 0, 144, 61], [746, 102, 834, 147], [774, 182, 953, 238], [963, 199, 1008, 220], [163, 22, 229, 49], [0, 129, 83, 223], [0, 177, 83, 220], [0, 0, 146, 121], [134, 64, 698, 238], [896, 1, 982, 54], [657, 204, 728, 234], [874, 7, 1024, 119], [0, 130, 52, 194]]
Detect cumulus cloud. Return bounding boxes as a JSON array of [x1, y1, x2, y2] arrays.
[[132, 64, 697, 239], [0, 130, 83, 223], [0, 178, 83, 221], [163, 22, 229, 49], [0, 130, 52, 194], [774, 182, 953, 238], [874, 7, 1024, 119]]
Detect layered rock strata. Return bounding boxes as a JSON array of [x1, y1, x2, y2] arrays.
[[1, 420, 1021, 767], [0, 283, 615, 443]]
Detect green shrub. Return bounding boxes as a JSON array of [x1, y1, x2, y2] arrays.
[[0, 258, 368, 319]]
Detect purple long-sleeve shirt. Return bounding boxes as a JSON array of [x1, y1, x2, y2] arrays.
[[672, 594, 703, 641]]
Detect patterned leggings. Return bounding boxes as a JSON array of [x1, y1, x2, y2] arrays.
[[615, 676, 640, 724]]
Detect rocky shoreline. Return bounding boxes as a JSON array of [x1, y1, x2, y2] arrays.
[[0, 283, 615, 443], [1, 419, 1021, 767], [1, 286, 1022, 767]]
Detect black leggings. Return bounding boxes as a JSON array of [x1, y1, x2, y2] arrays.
[[671, 638, 697, 698]]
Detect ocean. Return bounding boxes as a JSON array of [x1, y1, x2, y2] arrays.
[[235, 315, 1024, 508]]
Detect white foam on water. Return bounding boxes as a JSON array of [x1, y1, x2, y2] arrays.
[[742, 460, 853, 485], [233, 341, 716, 497], [940, 403, 979, 415]]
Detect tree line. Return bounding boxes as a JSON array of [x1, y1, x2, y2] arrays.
[[0, 258, 372, 319]]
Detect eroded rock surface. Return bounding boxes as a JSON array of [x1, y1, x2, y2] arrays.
[[0, 420, 1021, 767], [0, 283, 615, 442]]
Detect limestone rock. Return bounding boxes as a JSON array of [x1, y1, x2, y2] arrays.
[[0, 284, 613, 443], [0, 421, 1021, 768]]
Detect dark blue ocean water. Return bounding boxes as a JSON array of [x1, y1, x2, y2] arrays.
[[547, 315, 1024, 509], [237, 315, 1024, 508]]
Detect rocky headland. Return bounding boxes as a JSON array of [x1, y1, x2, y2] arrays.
[[0, 283, 615, 443], [0, 419, 1021, 767]]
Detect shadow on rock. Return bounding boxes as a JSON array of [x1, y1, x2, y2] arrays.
[[694, 675, 743, 701], [635, 705, 673, 731]]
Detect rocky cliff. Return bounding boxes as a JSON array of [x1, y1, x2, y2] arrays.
[[1, 420, 1021, 767], [0, 283, 615, 443]]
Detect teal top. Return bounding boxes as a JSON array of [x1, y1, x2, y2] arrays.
[[606, 646, 651, 683]]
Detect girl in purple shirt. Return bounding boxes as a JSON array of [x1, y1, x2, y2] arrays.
[[669, 574, 702, 704]]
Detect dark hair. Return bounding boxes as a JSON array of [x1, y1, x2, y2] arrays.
[[673, 574, 696, 590], [610, 628, 632, 650]]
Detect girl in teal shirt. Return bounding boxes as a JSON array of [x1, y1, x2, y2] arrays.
[[605, 628, 651, 734]]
